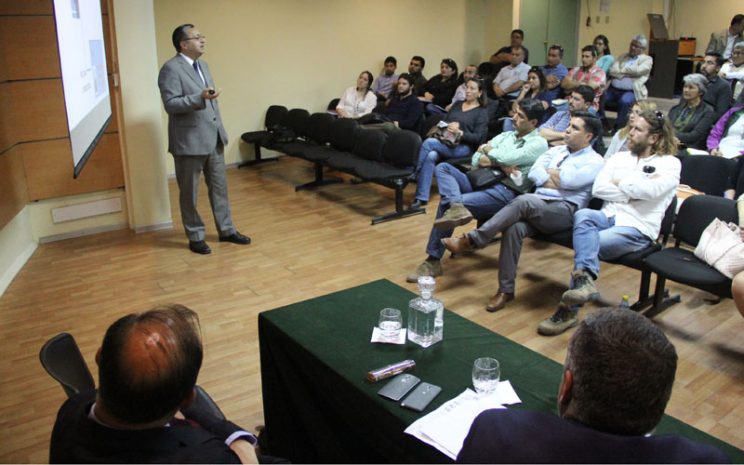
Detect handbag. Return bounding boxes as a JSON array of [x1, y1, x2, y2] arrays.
[[426, 122, 462, 148], [466, 167, 506, 191], [693, 218, 744, 279]]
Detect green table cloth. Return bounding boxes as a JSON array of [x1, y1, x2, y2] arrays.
[[258, 279, 743, 463]]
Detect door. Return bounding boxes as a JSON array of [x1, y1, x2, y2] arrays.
[[520, 0, 580, 68]]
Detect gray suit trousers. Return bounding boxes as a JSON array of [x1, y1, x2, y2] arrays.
[[466, 194, 576, 293], [173, 141, 235, 242]]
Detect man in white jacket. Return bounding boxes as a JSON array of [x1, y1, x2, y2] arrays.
[[538, 110, 681, 336], [604, 34, 653, 132]]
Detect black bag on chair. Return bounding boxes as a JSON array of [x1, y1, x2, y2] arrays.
[[466, 168, 506, 190]]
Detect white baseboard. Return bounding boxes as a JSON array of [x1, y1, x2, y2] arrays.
[[38, 223, 129, 244], [134, 221, 173, 234], [0, 242, 37, 297]]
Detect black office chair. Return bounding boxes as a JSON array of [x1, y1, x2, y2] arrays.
[[644, 195, 738, 317], [239, 105, 288, 168], [39, 332, 225, 420], [679, 155, 736, 197], [39, 332, 95, 398]]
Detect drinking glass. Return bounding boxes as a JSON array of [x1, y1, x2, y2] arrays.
[[379, 308, 402, 341], [472, 357, 500, 395]]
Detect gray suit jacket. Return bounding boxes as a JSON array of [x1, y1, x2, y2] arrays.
[[158, 55, 228, 156], [706, 29, 744, 57]]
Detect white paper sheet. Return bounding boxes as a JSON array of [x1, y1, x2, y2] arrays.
[[370, 326, 406, 344], [404, 381, 522, 459]]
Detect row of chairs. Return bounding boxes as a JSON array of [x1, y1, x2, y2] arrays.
[[241, 105, 425, 224]]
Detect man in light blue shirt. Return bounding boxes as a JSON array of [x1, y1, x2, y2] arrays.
[[442, 112, 604, 312]]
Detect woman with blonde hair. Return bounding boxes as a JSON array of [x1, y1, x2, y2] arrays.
[[604, 100, 657, 158]]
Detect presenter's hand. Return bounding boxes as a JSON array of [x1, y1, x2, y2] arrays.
[[202, 88, 220, 99]]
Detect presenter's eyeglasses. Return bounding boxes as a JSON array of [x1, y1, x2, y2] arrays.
[[184, 35, 206, 41]]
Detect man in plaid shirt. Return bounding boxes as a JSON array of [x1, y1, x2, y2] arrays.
[[562, 45, 606, 111]]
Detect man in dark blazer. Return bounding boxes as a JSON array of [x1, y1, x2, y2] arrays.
[[49, 304, 259, 463], [457, 308, 729, 463], [158, 24, 249, 254]]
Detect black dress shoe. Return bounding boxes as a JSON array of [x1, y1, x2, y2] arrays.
[[189, 240, 212, 255], [219, 231, 251, 245], [409, 199, 428, 209]]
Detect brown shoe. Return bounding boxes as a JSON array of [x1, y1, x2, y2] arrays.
[[486, 292, 514, 312], [441, 234, 473, 254], [433, 203, 473, 230]]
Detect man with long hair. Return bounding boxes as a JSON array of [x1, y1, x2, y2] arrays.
[[539, 110, 680, 336]]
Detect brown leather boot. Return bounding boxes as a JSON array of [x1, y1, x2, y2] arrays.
[[441, 234, 473, 254], [486, 292, 514, 312]]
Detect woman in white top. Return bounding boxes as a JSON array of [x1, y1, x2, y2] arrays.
[[336, 71, 377, 119], [605, 100, 657, 158]]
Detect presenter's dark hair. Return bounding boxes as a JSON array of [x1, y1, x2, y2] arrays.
[[518, 98, 546, 124], [172, 24, 195, 53], [98, 304, 203, 424], [566, 308, 677, 435], [571, 111, 603, 141], [573, 85, 596, 106]]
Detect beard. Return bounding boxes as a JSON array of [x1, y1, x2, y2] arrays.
[[629, 138, 650, 155]]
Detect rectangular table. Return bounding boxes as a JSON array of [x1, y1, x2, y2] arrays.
[[258, 279, 744, 463]]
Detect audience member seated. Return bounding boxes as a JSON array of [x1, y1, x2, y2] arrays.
[[441, 113, 604, 313], [668, 73, 716, 150], [371, 56, 398, 100], [539, 85, 595, 146], [707, 95, 744, 158], [372, 73, 423, 131], [502, 67, 552, 131], [540, 44, 569, 101], [457, 308, 729, 463], [604, 100, 657, 158], [408, 55, 428, 96], [445, 65, 478, 112], [701, 53, 733, 120], [49, 304, 260, 464], [721, 43, 744, 101], [593, 34, 614, 73], [336, 71, 377, 119], [562, 45, 606, 111], [705, 14, 744, 60], [490, 29, 530, 69], [406, 99, 547, 282], [605, 34, 653, 131], [539, 110, 680, 336], [419, 58, 460, 115], [492, 46, 530, 101], [410, 78, 489, 208]]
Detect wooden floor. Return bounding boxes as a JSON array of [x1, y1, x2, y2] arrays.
[[1, 156, 744, 462]]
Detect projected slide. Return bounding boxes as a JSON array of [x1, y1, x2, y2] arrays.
[[53, 0, 112, 177]]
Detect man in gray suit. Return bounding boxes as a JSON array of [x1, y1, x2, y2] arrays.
[[705, 14, 744, 60], [158, 24, 250, 254]]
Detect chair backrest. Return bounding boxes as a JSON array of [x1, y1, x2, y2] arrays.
[[353, 128, 387, 162], [265, 105, 288, 130], [658, 195, 677, 245], [39, 333, 95, 398], [328, 118, 359, 152], [305, 112, 334, 144], [382, 129, 422, 168], [680, 156, 736, 197], [674, 195, 737, 247], [285, 108, 310, 138], [327, 98, 340, 111]]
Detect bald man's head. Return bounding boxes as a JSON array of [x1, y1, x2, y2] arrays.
[[98, 304, 203, 424]]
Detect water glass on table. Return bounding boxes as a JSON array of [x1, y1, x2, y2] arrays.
[[379, 308, 402, 341], [472, 357, 500, 396]]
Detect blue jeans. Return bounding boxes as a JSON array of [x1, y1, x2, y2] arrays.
[[603, 86, 636, 130], [572, 209, 651, 279], [414, 138, 472, 202], [425, 163, 516, 259]]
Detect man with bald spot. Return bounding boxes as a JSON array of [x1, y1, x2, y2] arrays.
[[49, 304, 259, 464]]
